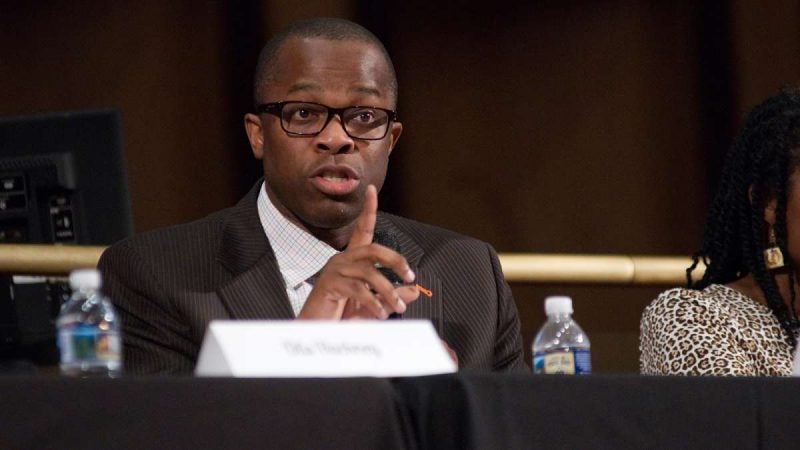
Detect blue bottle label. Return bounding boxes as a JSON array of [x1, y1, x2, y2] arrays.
[[72, 326, 97, 359], [533, 348, 591, 374], [58, 324, 121, 364]]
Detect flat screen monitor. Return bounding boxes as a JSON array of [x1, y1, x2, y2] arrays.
[[0, 109, 132, 244], [0, 109, 133, 370]]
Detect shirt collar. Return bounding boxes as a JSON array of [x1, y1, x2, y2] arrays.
[[256, 182, 339, 289]]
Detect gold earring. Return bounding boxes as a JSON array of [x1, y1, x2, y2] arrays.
[[764, 227, 785, 270]]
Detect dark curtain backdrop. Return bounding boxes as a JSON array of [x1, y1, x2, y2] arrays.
[[2, 0, 799, 372]]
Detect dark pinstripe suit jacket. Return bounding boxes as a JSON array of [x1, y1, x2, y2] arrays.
[[98, 182, 525, 374]]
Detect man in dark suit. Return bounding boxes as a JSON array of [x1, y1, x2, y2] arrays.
[[98, 17, 525, 374]]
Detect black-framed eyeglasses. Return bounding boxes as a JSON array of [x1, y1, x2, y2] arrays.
[[256, 101, 398, 140]]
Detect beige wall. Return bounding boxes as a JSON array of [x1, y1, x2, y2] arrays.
[[2, 0, 799, 372]]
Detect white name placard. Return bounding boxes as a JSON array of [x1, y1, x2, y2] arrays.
[[195, 320, 457, 378]]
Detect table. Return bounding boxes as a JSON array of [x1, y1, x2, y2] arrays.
[[395, 373, 800, 449], [3, 373, 799, 449], [0, 377, 409, 449]]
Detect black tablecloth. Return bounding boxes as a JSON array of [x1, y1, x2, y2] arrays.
[[395, 373, 800, 450], [3, 373, 800, 449], [0, 377, 409, 450]]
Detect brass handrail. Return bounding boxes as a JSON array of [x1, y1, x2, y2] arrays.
[[0, 244, 702, 285], [0, 244, 104, 276], [498, 253, 700, 285]]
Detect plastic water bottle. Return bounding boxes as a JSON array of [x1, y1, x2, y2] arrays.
[[532, 296, 591, 374], [56, 269, 122, 377]]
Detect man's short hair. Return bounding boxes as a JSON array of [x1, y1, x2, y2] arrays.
[[253, 17, 398, 106]]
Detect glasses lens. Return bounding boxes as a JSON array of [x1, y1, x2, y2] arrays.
[[281, 103, 328, 134], [343, 108, 390, 139]]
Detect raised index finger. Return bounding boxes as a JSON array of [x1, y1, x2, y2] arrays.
[[348, 184, 378, 248]]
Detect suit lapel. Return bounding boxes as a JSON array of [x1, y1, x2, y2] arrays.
[[215, 181, 294, 319], [217, 254, 294, 319], [376, 214, 443, 334]]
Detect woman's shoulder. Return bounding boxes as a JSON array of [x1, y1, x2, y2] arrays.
[[647, 284, 741, 310], [645, 284, 742, 315]]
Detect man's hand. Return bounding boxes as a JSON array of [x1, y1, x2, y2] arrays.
[[297, 185, 420, 320]]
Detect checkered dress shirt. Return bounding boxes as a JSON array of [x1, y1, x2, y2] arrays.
[[256, 183, 339, 316]]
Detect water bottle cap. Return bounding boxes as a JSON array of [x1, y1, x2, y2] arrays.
[[544, 295, 573, 316], [69, 268, 102, 290]]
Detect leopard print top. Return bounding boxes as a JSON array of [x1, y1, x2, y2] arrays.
[[639, 284, 793, 376]]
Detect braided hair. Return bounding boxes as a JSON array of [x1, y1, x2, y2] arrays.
[[687, 87, 800, 346]]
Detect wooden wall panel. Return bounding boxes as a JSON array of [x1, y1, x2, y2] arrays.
[[731, 0, 800, 113], [384, 1, 708, 255]]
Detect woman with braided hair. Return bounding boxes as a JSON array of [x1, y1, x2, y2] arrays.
[[640, 88, 800, 375]]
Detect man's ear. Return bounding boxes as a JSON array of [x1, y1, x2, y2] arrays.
[[244, 113, 265, 160], [387, 121, 402, 155]]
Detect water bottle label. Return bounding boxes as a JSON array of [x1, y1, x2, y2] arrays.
[[573, 349, 591, 374], [533, 349, 591, 374], [96, 331, 122, 361], [58, 325, 121, 364]]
